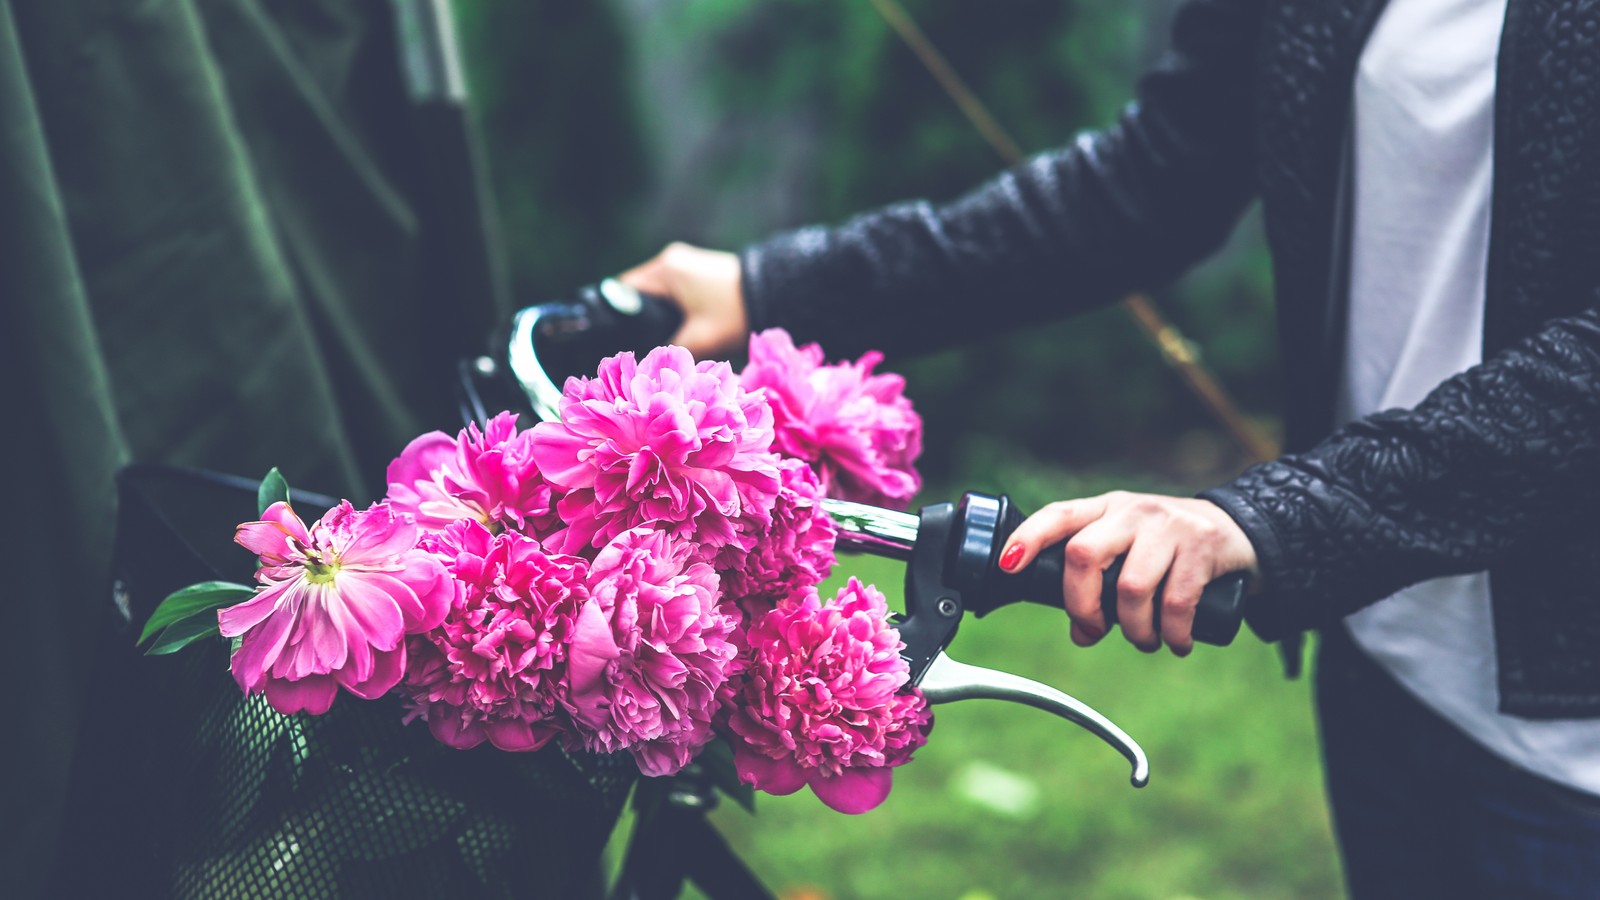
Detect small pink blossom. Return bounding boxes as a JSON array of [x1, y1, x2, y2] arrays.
[[724, 578, 933, 814], [399, 519, 589, 751], [220, 501, 455, 716], [564, 527, 742, 776], [531, 347, 781, 554], [741, 328, 922, 508], [715, 457, 838, 617], [385, 411, 559, 539]]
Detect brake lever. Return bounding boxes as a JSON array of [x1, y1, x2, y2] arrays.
[[826, 492, 1249, 788], [919, 652, 1148, 787]]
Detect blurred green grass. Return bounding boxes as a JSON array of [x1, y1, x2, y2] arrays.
[[692, 461, 1342, 900]]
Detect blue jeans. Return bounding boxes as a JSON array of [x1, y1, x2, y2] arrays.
[[1315, 623, 1600, 899]]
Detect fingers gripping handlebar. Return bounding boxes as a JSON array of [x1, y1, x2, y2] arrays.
[[828, 492, 1248, 652], [948, 493, 1248, 644]]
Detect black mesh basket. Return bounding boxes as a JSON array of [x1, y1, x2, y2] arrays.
[[54, 465, 635, 899]]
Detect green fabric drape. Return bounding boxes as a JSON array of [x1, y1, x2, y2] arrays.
[[0, 4, 129, 890], [1, 1, 504, 894]]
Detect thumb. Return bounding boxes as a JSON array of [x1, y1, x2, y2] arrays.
[[616, 253, 674, 298]]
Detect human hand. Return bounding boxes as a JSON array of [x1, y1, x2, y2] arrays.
[[997, 492, 1259, 657], [617, 243, 747, 358]]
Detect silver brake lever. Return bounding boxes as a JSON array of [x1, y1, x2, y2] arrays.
[[920, 651, 1150, 788]]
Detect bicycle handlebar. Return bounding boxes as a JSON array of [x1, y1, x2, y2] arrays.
[[827, 493, 1248, 646]]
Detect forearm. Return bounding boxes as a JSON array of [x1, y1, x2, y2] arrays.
[[1203, 306, 1600, 639], [741, 0, 1265, 359]]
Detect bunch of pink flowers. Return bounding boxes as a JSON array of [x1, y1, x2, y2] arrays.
[[205, 331, 932, 813]]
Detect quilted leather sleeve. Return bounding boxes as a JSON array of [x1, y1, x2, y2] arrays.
[[739, 0, 1265, 359], [1203, 305, 1600, 641]]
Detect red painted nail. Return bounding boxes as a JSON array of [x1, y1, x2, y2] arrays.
[[999, 543, 1025, 572], [1071, 621, 1104, 646]]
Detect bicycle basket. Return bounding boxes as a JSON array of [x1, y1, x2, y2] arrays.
[[53, 465, 635, 899]]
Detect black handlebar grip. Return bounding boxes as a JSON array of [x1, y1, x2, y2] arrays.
[[589, 280, 685, 357], [527, 280, 687, 387], [1018, 542, 1247, 646]]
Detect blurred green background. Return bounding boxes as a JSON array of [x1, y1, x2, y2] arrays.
[[451, 1, 1334, 896]]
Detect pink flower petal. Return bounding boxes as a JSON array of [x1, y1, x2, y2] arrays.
[[224, 499, 463, 717], [325, 598, 376, 684], [235, 502, 312, 562], [329, 572, 407, 652], [288, 582, 350, 674], [427, 708, 488, 749], [566, 600, 620, 730], [530, 346, 780, 553], [733, 745, 807, 796], [741, 328, 922, 507], [809, 766, 893, 814], [392, 553, 454, 633], [234, 522, 293, 563], [386, 431, 456, 489], [338, 503, 418, 563], [263, 502, 313, 543], [217, 580, 292, 638], [336, 645, 406, 700], [396, 522, 589, 755], [561, 527, 740, 766], [263, 673, 338, 716], [387, 414, 560, 535], [632, 738, 699, 778], [528, 423, 602, 488], [722, 579, 931, 807], [484, 719, 555, 753], [228, 586, 302, 693]]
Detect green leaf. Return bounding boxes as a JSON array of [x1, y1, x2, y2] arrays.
[[258, 467, 290, 516], [145, 614, 224, 656], [137, 581, 255, 645], [699, 737, 757, 814]]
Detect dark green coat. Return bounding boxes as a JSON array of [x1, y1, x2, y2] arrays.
[[1, 1, 505, 892]]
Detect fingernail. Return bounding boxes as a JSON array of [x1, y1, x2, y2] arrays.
[[999, 542, 1025, 572], [1077, 621, 1104, 642]]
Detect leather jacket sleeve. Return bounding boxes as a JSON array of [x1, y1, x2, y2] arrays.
[[1202, 303, 1600, 641], [738, 0, 1265, 359]]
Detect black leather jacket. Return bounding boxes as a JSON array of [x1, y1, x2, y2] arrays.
[[738, 0, 1600, 718]]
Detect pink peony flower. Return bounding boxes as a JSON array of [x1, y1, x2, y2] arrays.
[[385, 411, 560, 539], [724, 578, 933, 814], [531, 346, 781, 554], [399, 519, 589, 751], [220, 501, 455, 716], [564, 527, 742, 776], [740, 328, 922, 508], [714, 457, 838, 617]]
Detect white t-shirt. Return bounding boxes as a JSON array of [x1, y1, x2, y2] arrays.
[[1339, 0, 1600, 795]]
